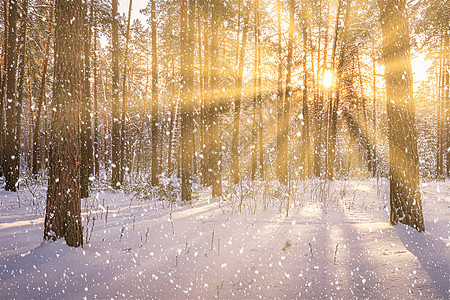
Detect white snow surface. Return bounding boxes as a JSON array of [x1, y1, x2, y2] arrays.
[[1, 178, 449, 299]]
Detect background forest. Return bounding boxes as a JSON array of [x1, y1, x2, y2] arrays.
[[0, 0, 449, 236]]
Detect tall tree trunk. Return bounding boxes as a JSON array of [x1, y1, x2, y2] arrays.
[[251, 0, 258, 181], [443, 33, 450, 178], [120, 0, 132, 184], [181, 0, 194, 200], [210, 3, 221, 197], [326, 0, 344, 180], [231, 2, 248, 184], [92, 0, 99, 178], [136, 50, 149, 177], [313, 2, 322, 178], [111, 0, 120, 188], [256, 0, 263, 181], [4, 0, 19, 191], [198, 14, 205, 183], [0, 0, 7, 177], [151, 0, 159, 186], [81, 0, 92, 197], [437, 50, 443, 178], [371, 57, 377, 177], [276, 0, 283, 181], [202, 3, 213, 187], [44, 0, 84, 247], [15, 0, 29, 180], [101, 70, 110, 174], [168, 55, 176, 176], [32, 1, 53, 175], [280, 0, 294, 185], [379, 0, 424, 232], [300, 0, 310, 180]]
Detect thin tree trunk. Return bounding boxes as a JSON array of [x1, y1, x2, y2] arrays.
[[326, 0, 343, 180], [256, 1, 263, 181], [210, 3, 221, 197], [15, 0, 29, 179], [111, 0, 120, 188], [32, 1, 53, 175], [92, 0, 99, 178], [81, 0, 92, 197], [168, 55, 175, 176], [445, 34, 450, 177], [301, 0, 310, 180], [181, 0, 194, 200], [231, 2, 248, 184], [251, 0, 258, 181], [137, 50, 149, 177], [280, 0, 294, 185], [4, 0, 19, 191], [0, 0, 7, 177], [151, 0, 159, 186], [120, 0, 132, 184], [276, 0, 283, 181]]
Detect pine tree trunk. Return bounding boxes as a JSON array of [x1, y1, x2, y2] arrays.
[[151, 0, 159, 186], [168, 55, 175, 176], [4, 0, 19, 191], [81, 0, 92, 197], [444, 34, 450, 177], [210, 3, 222, 197], [119, 0, 132, 184], [0, 0, 7, 178], [379, 0, 424, 232], [251, 0, 258, 181], [92, 0, 99, 178], [300, 0, 310, 180], [202, 10, 213, 187], [32, 2, 53, 175], [111, 0, 120, 188], [44, 0, 84, 247], [181, 0, 194, 201], [231, 2, 248, 185], [136, 50, 149, 177], [279, 0, 294, 185], [15, 0, 29, 181], [256, 1, 263, 181], [326, 0, 344, 181], [276, 0, 283, 181]]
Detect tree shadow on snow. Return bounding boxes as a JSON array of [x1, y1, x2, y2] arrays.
[[395, 224, 450, 298]]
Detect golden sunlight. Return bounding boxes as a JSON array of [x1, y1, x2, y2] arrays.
[[322, 69, 333, 89]]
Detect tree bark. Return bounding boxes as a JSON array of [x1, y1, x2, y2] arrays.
[[181, 0, 194, 200], [279, 0, 294, 185], [379, 0, 424, 232], [210, 2, 221, 197], [119, 0, 132, 184], [300, 0, 310, 180], [32, 1, 53, 175], [15, 0, 29, 183], [81, 0, 92, 197], [151, 0, 159, 186], [44, 0, 84, 247], [92, 0, 99, 178], [111, 0, 120, 188], [0, 0, 7, 177], [276, 0, 283, 181], [4, 0, 19, 191], [231, 2, 248, 184]]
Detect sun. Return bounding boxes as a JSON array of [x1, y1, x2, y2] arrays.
[[322, 69, 333, 89]]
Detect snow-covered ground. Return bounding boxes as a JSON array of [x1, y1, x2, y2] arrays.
[[1, 178, 449, 299]]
